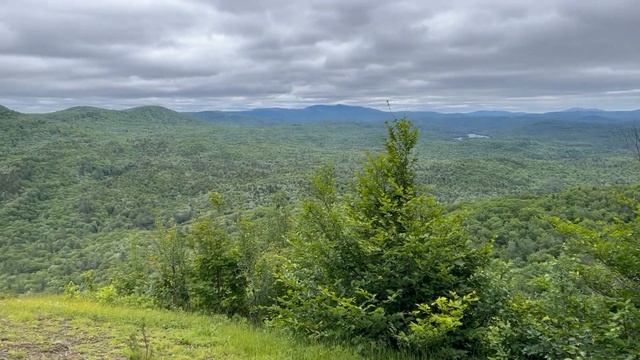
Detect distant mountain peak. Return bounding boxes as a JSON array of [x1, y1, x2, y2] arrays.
[[466, 110, 521, 117], [122, 105, 184, 118], [562, 107, 604, 112], [305, 104, 367, 109], [118, 105, 197, 124], [124, 105, 177, 113], [197, 103, 391, 123], [65, 105, 107, 111]]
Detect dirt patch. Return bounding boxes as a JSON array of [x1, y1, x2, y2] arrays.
[[46, 342, 70, 354], [0, 316, 125, 360]]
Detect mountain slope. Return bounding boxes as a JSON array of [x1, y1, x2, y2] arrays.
[[0, 105, 20, 119], [40, 105, 199, 125], [193, 104, 392, 123], [122, 105, 200, 124]]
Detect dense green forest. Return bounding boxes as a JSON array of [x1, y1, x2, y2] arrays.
[[1, 104, 640, 358]]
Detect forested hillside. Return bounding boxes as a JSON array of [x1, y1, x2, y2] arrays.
[[1, 105, 640, 358], [2, 105, 638, 292]]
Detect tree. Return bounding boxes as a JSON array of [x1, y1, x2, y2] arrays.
[[189, 192, 247, 315], [270, 119, 490, 356], [237, 192, 293, 321], [189, 218, 247, 315], [151, 224, 190, 309]]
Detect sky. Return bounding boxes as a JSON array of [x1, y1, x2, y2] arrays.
[[0, 0, 639, 113]]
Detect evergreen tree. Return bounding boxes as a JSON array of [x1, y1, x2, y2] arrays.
[[270, 119, 490, 357]]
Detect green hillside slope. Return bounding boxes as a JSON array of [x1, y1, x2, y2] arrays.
[[1, 105, 639, 293]]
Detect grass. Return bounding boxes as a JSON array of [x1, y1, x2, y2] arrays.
[[0, 295, 406, 359]]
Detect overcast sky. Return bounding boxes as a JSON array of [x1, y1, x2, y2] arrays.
[[1, 0, 639, 112]]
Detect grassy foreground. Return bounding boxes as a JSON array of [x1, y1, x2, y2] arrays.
[[0, 296, 390, 359]]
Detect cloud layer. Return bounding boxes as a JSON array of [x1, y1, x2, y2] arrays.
[[1, 0, 639, 112]]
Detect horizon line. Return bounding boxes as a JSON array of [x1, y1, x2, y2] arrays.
[[3, 103, 640, 116]]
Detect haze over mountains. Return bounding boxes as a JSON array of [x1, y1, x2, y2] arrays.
[[189, 104, 640, 123], [5, 103, 636, 150], [4, 103, 639, 124]]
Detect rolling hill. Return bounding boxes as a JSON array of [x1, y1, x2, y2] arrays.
[[1, 103, 639, 293]]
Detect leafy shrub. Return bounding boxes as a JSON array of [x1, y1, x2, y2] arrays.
[[94, 284, 118, 304], [63, 281, 80, 298], [397, 292, 479, 355]]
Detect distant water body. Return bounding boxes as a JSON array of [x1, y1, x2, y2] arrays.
[[454, 133, 490, 141]]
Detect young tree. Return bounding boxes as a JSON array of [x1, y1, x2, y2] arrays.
[[271, 119, 490, 356], [189, 191, 247, 315], [151, 224, 190, 309], [189, 218, 247, 315], [238, 191, 293, 321]]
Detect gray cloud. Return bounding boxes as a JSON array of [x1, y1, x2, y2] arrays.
[[0, 0, 639, 112]]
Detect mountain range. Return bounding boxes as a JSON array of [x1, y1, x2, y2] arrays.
[[190, 104, 640, 124], [2, 104, 639, 124]]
